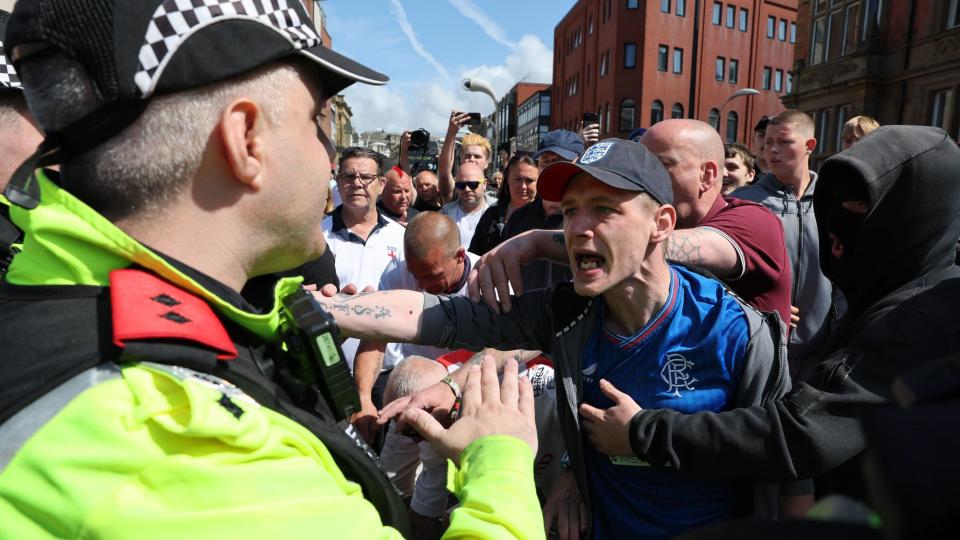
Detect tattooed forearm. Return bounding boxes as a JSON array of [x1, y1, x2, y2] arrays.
[[666, 230, 706, 266], [316, 300, 391, 319]]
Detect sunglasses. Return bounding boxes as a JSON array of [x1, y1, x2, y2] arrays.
[[455, 181, 482, 190]]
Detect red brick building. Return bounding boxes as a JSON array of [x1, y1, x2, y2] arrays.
[[786, 0, 960, 167], [552, 0, 797, 150]]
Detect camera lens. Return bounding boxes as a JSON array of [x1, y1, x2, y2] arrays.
[[410, 129, 429, 148]]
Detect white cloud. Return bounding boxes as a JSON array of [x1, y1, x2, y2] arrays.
[[343, 34, 553, 138], [448, 0, 518, 51], [388, 0, 450, 80]]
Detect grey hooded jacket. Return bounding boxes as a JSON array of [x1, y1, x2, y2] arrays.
[[732, 172, 837, 381]]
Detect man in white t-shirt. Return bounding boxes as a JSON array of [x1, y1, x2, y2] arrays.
[[350, 212, 479, 443], [440, 162, 496, 249], [321, 147, 406, 368]]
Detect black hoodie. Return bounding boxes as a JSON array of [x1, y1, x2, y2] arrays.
[[626, 126, 960, 499]]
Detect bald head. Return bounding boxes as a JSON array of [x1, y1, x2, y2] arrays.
[[381, 167, 415, 219], [384, 356, 448, 404], [643, 119, 725, 165], [404, 211, 461, 260], [457, 162, 485, 182], [640, 119, 724, 227]]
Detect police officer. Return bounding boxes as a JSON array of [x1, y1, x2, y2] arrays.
[[0, 2, 541, 538], [0, 9, 42, 274]]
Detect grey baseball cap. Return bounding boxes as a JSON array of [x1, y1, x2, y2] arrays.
[[537, 138, 673, 204]]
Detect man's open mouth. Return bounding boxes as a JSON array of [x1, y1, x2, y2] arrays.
[[575, 253, 606, 271]]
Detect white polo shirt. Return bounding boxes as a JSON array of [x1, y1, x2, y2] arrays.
[[321, 207, 406, 369], [378, 251, 480, 370], [440, 194, 497, 250]]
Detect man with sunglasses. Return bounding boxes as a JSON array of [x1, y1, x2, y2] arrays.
[[322, 147, 407, 372], [440, 162, 497, 249]]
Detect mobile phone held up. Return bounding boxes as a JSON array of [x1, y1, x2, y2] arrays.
[[583, 112, 599, 126], [467, 112, 483, 126]]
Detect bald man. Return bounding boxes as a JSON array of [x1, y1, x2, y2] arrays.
[[350, 212, 481, 443], [440, 162, 497, 249], [413, 170, 442, 212], [638, 119, 793, 328], [378, 166, 418, 225]]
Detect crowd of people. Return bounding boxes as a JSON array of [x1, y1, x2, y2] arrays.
[[1, 3, 959, 540]]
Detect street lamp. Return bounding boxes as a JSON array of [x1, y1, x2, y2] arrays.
[[364, 127, 383, 149], [461, 77, 501, 166], [716, 88, 759, 134]]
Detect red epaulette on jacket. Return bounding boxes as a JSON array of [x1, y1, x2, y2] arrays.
[[109, 269, 237, 359]]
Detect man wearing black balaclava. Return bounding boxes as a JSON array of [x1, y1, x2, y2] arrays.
[[579, 125, 960, 502]]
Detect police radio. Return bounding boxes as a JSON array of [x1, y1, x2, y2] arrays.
[[280, 289, 360, 422]]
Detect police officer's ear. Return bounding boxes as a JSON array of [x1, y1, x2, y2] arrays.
[[220, 98, 267, 191]]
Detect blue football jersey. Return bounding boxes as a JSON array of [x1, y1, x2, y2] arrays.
[[581, 265, 749, 540]]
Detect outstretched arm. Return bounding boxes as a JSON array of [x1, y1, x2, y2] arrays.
[[664, 227, 742, 278], [439, 111, 471, 203], [313, 290, 425, 342]]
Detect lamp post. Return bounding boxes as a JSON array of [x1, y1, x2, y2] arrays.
[[461, 77, 501, 167], [716, 88, 759, 136], [364, 128, 383, 149]]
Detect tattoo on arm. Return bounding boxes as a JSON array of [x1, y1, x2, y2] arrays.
[[666, 230, 706, 266], [316, 297, 392, 320]]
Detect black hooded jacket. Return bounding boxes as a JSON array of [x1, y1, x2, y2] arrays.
[[626, 126, 960, 498]]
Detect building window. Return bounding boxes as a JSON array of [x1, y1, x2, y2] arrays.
[[778, 19, 786, 41], [767, 16, 775, 38], [677, 0, 686, 17], [708, 108, 720, 130], [816, 109, 831, 153], [843, 4, 861, 55], [762, 67, 771, 90], [624, 43, 637, 68], [836, 104, 852, 152], [774, 69, 783, 92], [790, 22, 797, 43], [673, 48, 683, 74], [657, 0, 668, 13], [950, 0, 960, 28], [597, 106, 604, 133], [715, 57, 725, 81], [726, 5, 735, 27], [863, 0, 883, 35], [738, 8, 748, 31], [726, 111, 739, 142], [588, 14, 594, 34], [671, 103, 684, 119], [600, 50, 609, 77], [651, 100, 664, 126], [810, 17, 827, 65], [931, 89, 952, 129], [605, 103, 611, 134], [728, 59, 739, 83], [620, 99, 637, 132], [712, 2, 722, 25], [786, 72, 793, 94], [658, 45, 669, 71]]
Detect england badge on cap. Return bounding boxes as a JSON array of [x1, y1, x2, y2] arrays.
[[579, 141, 615, 164]]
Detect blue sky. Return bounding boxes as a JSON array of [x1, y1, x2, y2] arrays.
[[324, 0, 575, 135]]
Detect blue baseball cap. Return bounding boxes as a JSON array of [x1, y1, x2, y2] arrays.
[[533, 129, 585, 161], [538, 138, 673, 204]]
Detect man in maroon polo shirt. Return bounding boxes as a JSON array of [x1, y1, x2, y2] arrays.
[[639, 119, 792, 328]]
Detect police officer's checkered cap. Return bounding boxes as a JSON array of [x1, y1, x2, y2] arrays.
[[0, 10, 22, 90], [4, 0, 387, 105]]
